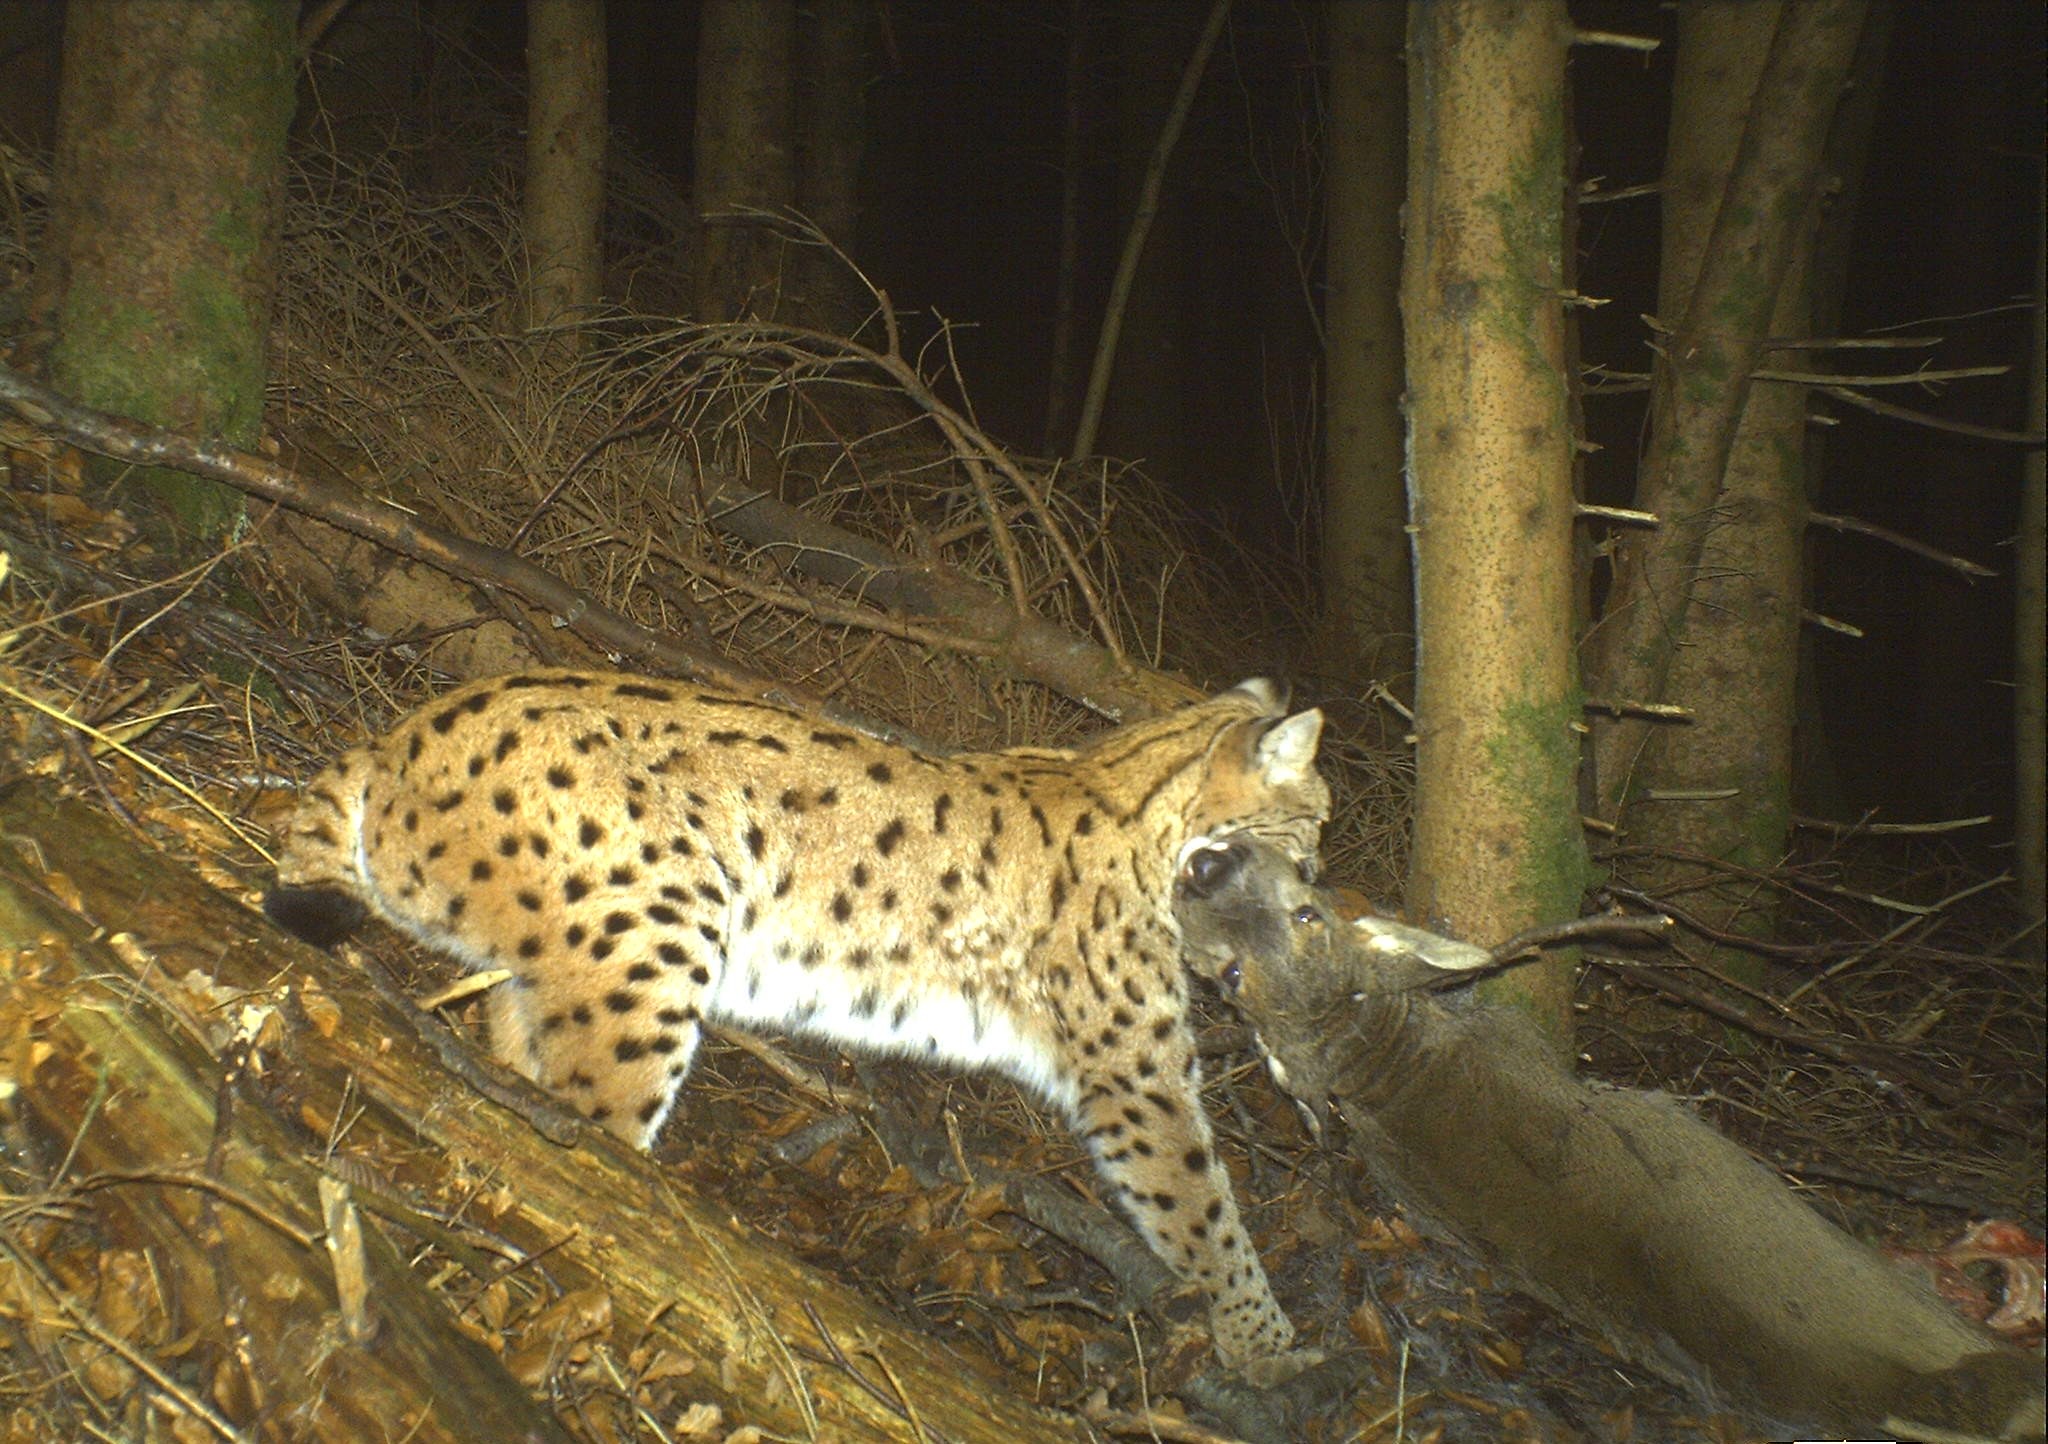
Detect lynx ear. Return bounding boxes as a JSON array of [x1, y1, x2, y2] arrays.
[[1254, 709, 1323, 785]]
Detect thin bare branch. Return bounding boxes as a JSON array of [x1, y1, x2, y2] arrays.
[[1808, 510, 1997, 577], [1753, 363, 2007, 386], [1816, 382, 2048, 445]]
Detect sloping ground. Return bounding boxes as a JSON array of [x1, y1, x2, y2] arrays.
[[0, 125, 2040, 1443]]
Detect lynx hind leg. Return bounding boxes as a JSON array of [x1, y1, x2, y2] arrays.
[[487, 961, 704, 1148], [1075, 1026, 1296, 1366]]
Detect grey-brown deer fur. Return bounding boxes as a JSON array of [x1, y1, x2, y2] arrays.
[[1173, 835, 2046, 1444]]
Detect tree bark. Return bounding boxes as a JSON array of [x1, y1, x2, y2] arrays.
[[1583, 0, 1868, 821], [2017, 168, 2046, 941], [0, 785, 1093, 1443], [693, 0, 796, 321], [0, 856, 577, 1444], [1399, 0, 1590, 1042], [1319, 0, 1411, 677], [523, 0, 608, 350], [793, 0, 873, 330], [1622, 0, 1817, 984], [43, 0, 297, 541]]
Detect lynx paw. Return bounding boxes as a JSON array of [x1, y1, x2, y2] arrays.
[[1235, 1345, 1325, 1388]]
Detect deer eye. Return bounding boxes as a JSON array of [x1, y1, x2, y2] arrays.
[[1219, 961, 1243, 993], [1292, 905, 1323, 928]]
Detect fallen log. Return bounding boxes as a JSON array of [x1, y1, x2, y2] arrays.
[[0, 784, 1091, 1442], [1172, 835, 2047, 1444]]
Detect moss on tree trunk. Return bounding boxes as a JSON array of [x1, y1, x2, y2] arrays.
[[45, 0, 296, 541], [1399, 0, 1591, 1043]]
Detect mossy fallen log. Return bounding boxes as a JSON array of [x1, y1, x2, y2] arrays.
[[0, 784, 1090, 1443], [1173, 835, 2046, 1444]]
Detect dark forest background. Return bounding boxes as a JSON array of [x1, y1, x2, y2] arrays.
[[1, 0, 2040, 824], [544, 0, 2033, 832]]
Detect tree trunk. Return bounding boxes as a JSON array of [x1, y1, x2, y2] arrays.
[[793, 0, 873, 330], [1399, 0, 1590, 1043], [692, 0, 796, 322], [1790, 0, 1895, 824], [1623, 0, 1817, 983], [0, 786, 1092, 1443], [1583, 0, 1868, 821], [1319, 0, 1410, 678], [2019, 172, 2047, 941], [523, 0, 608, 350], [44, 0, 296, 542]]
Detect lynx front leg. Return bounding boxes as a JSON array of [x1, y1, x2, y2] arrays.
[[487, 954, 705, 1147], [1072, 1030, 1296, 1367]]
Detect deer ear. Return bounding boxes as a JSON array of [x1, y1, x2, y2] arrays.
[[1254, 709, 1323, 786], [1226, 676, 1287, 710]]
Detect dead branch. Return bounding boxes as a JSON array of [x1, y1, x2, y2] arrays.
[[0, 365, 768, 687], [1807, 510, 1996, 577], [1791, 811, 1993, 836], [1752, 363, 2008, 386], [681, 461, 1190, 716], [1069, 0, 1233, 462], [1570, 29, 1660, 51], [0, 363, 1195, 723], [1816, 381, 2048, 445], [1585, 952, 2018, 1128]]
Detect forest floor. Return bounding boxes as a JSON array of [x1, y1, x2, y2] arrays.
[[1, 463, 2040, 1444]]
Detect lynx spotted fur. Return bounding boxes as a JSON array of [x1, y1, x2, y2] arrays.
[[265, 670, 1328, 1365]]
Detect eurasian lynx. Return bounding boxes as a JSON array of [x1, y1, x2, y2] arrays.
[[266, 671, 1328, 1366]]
